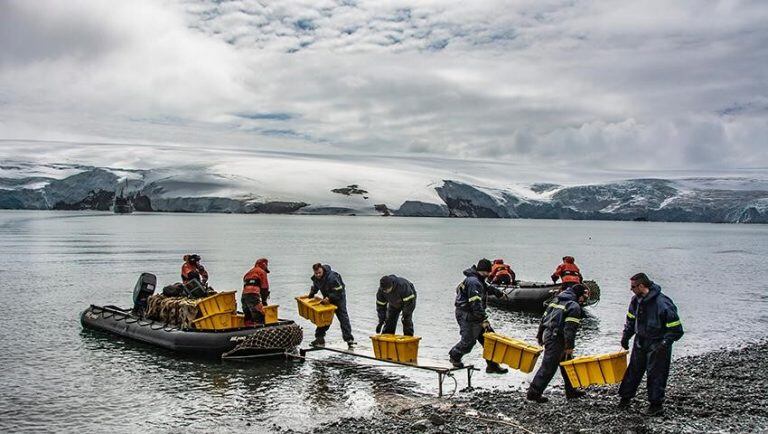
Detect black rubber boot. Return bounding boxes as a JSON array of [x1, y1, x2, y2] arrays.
[[346, 339, 356, 349], [310, 338, 325, 347], [647, 403, 664, 417], [566, 390, 586, 400], [618, 397, 632, 409], [449, 358, 464, 368], [526, 389, 549, 403], [485, 361, 509, 374]]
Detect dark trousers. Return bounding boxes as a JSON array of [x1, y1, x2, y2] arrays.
[[529, 335, 577, 396], [382, 299, 416, 336], [448, 310, 500, 368], [619, 339, 672, 405], [242, 293, 264, 324], [315, 296, 354, 342]]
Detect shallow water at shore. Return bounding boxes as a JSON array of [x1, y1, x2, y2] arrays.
[[0, 211, 766, 432]]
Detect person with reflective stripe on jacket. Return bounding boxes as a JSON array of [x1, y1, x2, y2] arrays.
[[306, 263, 355, 348], [448, 259, 509, 374], [527, 284, 588, 402], [551, 255, 582, 289], [375, 275, 417, 336], [618, 273, 684, 417]]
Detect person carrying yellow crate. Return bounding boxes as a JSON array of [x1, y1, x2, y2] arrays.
[[618, 273, 684, 417], [375, 275, 417, 336], [527, 283, 588, 403], [448, 259, 509, 374], [307, 263, 355, 348]]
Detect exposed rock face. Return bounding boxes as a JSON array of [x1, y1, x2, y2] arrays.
[[52, 189, 114, 211], [374, 204, 391, 216], [395, 201, 449, 217], [331, 184, 368, 196], [0, 168, 118, 210], [435, 181, 513, 218]]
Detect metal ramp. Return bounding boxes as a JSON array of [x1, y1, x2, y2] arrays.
[[297, 343, 478, 397]]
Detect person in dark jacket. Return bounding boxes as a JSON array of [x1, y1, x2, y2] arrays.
[[448, 259, 509, 374], [618, 273, 684, 416], [307, 263, 355, 348], [376, 275, 417, 336], [527, 283, 588, 402]]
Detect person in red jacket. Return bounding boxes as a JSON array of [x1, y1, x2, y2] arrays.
[[181, 254, 208, 286], [489, 259, 516, 285], [551, 256, 582, 289], [242, 258, 269, 326]]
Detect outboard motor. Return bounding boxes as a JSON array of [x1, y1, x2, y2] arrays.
[[132, 273, 157, 315]]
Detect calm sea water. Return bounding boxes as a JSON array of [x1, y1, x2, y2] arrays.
[[1, 211, 766, 432]]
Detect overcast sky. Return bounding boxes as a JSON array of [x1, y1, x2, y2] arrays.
[[0, 0, 766, 173]]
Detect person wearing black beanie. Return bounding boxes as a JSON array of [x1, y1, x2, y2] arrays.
[[448, 258, 509, 374]]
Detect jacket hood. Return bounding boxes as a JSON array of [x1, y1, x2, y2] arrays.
[[642, 283, 662, 302], [312, 264, 334, 281], [557, 288, 578, 303], [463, 266, 479, 278], [563, 256, 575, 264]]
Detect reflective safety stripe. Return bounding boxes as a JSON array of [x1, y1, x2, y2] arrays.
[[402, 294, 416, 302], [666, 320, 681, 328], [548, 303, 565, 310], [565, 317, 581, 323], [627, 312, 636, 319], [376, 300, 387, 306], [334, 285, 343, 290], [468, 295, 482, 302]]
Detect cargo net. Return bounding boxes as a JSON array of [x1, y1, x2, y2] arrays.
[[584, 280, 601, 306], [225, 323, 304, 358], [145, 294, 200, 329]]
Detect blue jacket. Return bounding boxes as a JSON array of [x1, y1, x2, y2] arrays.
[[622, 283, 684, 346], [376, 275, 417, 322], [537, 288, 583, 349], [454, 266, 504, 322], [309, 265, 346, 304]]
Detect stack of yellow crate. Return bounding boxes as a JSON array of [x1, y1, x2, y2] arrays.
[[192, 291, 243, 330]]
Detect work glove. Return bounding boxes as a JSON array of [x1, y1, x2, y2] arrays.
[[481, 320, 491, 331], [564, 348, 574, 359], [375, 322, 384, 334], [620, 336, 630, 350], [551, 275, 559, 284], [653, 340, 671, 354]]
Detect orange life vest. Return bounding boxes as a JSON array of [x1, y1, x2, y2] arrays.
[[553, 262, 582, 283], [181, 262, 208, 284], [243, 265, 268, 295]]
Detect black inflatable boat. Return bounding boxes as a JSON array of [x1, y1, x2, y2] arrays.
[[486, 280, 601, 313], [81, 305, 303, 358], [80, 272, 303, 359]]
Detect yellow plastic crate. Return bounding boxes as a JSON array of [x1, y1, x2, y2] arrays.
[[264, 304, 279, 325], [371, 334, 422, 363], [192, 312, 244, 330], [295, 296, 337, 327], [482, 332, 543, 373], [560, 350, 629, 388], [196, 291, 237, 316]]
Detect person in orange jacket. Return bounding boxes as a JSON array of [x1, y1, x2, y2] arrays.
[[489, 259, 516, 285], [242, 258, 270, 326], [551, 256, 583, 289], [181, 254, 209, 286]]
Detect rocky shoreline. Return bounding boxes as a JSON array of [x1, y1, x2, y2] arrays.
[[306, 341, 768, 434]]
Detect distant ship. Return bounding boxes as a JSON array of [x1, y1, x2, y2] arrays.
[[113, 183, 133, 214]]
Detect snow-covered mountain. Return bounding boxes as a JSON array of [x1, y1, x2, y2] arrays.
[[1, 160, 767, 223]]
